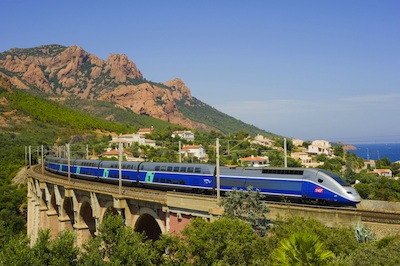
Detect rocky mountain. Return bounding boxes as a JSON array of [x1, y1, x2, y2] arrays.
[[0, 44, 274, 136]]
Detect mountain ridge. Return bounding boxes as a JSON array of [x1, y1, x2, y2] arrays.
[[0, 44, 277, 137]]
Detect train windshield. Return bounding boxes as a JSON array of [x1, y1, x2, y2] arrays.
[[319, 169, 350, 186]]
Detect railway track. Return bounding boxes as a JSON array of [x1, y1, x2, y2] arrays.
[[28, 165, 400, 225]]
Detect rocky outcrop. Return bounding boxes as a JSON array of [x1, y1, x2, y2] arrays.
[[0, 44, 212, 130], [98, 82, 195, 128], [107, 54, 142, 82]]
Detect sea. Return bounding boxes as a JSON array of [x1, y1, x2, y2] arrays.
[[349, 143, 400, 163]]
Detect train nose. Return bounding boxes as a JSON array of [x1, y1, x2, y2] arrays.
[[346, 187, 361, 203]]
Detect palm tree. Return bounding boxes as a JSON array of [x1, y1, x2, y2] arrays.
[[272, 232, 334, 266]]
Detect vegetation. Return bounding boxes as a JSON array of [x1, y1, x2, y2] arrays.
[[3, 212, 400, 265], [6, 90, 130, 133], [175, 97, 278, 136], [220, 187, 271, 236]]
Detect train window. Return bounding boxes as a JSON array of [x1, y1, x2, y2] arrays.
[[167, 179, 171, 183], [161, 166, 166, 171], [187, 167, 194, 173], [180, 180, 185, 185], [173, 166, 180, 172], [194, 167, 201, 173], [154, 178, 159, 182], [173, 180, 179, 184], [123, 175, 130, 179], [155, 166, 160, 171], [180, 167, 186, 172], [167, 166, 173, 172], [160, 178, 165, 183], [262, 169, 304, 175], [318, 178, 323, 183]]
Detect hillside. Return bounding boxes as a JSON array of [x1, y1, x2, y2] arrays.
[[0, 44, 277, 137]]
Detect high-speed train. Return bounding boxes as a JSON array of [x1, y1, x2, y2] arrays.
[[44, 156, 361, 206]]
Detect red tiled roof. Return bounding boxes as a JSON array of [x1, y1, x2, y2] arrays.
[[240, 156, 267, 162], [182, 145, 201, 150]]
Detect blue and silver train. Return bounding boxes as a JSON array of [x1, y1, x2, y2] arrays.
[[44, 156, 361, 206]]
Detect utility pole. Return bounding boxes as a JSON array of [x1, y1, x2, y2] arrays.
[[29, 146, 31, 168], [67, 144, 71, 186], [41, 145, 44, 175], [216, 138, 220, 202], [179, 141, 182, 163], [284, 138, 287, 168], [25, 146, 27, 170], [119, 142, 122, 195]]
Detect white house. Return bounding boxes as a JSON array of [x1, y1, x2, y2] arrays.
[[250, 134, 273, 147], [110, 133, 157, 148], [291, 152, 312, 165], [373, 169, 392, 178], [181, 145, 207, 161], [101, 149, 134, 161], [110, 133, 146, 147], [292, 138, 304, 147], [307, 140, 333, 156], [172, 130, 195, 142], [239, 155, 269, 167]]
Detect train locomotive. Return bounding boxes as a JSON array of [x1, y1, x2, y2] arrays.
[[44, 156, 361, 206]]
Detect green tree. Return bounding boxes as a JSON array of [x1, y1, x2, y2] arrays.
[[158, 217, 268, 265], [31, 229, 80, 266], [271, 217, 358, 257], [337, 236, 400, 266], [271, 232, 334, 266], [333, 145, 344, 157], [0, 234, 34, 266], [376, 157, 391, 168], [79, 213, 158, 265], [219, 186, 271, 236]]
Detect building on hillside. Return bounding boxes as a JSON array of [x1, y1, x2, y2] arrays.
[[292, 138, 304, 147], [373, 169, 392, 177], [110, 133, 146, 147], [372, 169, 392, 178], [250, 134, 273, 147], [239, 155, 269, 167], [291, 152, 312, 165], [110, 133, 157, 148], [101, 148, 134, 161], [307, 140, 333, 156], [137, 127, 154, 136], [181, 145, 207, 162], [363, 160, 376, 169], [171, 130, 195, 142]]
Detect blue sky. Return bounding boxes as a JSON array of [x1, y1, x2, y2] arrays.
[[2, 1, 399, 143]]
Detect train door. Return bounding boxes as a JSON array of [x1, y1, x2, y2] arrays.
[[301, 170, 318, 199]]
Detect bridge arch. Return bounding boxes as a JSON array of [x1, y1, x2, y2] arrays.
[[60, 197, 74, 231], [77, 197, 96, 238], [48, 191, 60, 237], [132, 207, 165, 241]]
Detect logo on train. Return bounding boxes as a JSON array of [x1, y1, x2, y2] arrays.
[[204, 179, 212, 184], [314, 187, 324, 193]]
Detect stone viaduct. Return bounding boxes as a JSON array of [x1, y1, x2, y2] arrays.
[[27, 165, 223, 246]]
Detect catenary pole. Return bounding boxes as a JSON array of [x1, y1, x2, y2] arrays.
[[284, 138, 287, 168], [67, 144, 71, 186], [216, 138, 220, 202], [119, 142, 122, 195], [41, 145, 44, 175]]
